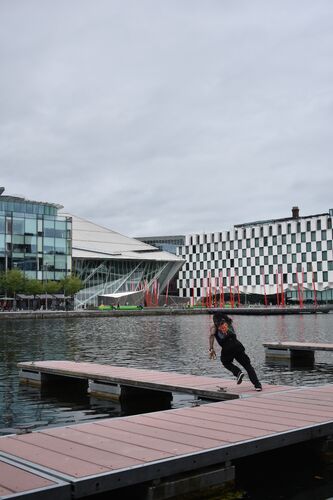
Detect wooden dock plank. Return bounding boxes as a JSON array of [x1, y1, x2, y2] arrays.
[[143, 411, 268, 439], [84, 419, 217, 448], [43, 424, 200, 455], [0, 438, 111, 478], [15, 431, 170, 465], [100, 417, 237, 446], [220, 398, 333, 420], [0, 459, 54, 493], [177, 406, 295, 432], [201, 401, 329, 425], [0, 456, 71, 499]]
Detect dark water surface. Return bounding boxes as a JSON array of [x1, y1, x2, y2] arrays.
[[1, 313, 333, 499]]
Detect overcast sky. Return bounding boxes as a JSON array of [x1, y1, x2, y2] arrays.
[[1, 1, 333, 237]]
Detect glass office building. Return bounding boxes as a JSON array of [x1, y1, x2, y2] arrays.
[[0, 189, 72, 280]]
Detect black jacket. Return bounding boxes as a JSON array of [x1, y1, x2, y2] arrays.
[[214, 324, 244, 355]]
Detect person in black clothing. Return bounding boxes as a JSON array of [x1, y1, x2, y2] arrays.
[[209, 312, 262, 391]]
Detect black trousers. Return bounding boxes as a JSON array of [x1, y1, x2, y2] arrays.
[[221, 349, 261, 388]]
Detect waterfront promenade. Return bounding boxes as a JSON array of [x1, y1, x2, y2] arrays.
[[0, 304, 332, 320]]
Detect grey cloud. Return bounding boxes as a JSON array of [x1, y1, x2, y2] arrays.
[[1, 0, 333, 236]]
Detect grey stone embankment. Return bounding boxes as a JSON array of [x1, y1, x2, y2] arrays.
[[0, 305, 332, 320]]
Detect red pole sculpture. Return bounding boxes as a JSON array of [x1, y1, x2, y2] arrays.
[[276, 270, 280, 306], [262, 269, 268, 306], [312, 266, 317, 307], [301, 267, 305, 308], [228, 270, 234, 308], [213, 277, 217, 308], [280, 270, 285, 307], [219, 271, 224, 308], [296, 272, 302, 308], [235, 272, 240, 307]]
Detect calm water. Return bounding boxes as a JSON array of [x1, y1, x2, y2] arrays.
[[1, 313, 333, 499]]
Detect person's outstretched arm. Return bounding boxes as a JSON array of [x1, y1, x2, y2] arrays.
[[208, 326, 217, 359]]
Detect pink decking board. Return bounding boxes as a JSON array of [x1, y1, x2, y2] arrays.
[[8, 362, 333, 498], [18, 360, 292, 399], [0, 456, 70, 499]]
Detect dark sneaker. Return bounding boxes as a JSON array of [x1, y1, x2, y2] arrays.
[[237, 372, 244, 385], [255, 385, 262, 391]]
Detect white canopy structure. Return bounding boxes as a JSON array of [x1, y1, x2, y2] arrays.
[[62, 213, 184, 308]]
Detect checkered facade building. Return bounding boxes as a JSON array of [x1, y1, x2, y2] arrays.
[[177, 208, 333, 300]]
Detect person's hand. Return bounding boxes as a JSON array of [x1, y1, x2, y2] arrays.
[[209, 348, 216, 360]]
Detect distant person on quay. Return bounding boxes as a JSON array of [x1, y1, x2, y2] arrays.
[[208, 312, 262, 391]]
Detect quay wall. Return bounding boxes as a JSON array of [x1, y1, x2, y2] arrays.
[[0, 305, 332, 320]]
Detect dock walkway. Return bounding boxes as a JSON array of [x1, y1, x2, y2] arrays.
[[18, 360, 292, 401], [263, 341, 333, 366], [0, 380, 333, 498]]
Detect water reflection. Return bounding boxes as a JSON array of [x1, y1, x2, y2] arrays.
[[1, 313, 333, 433]]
